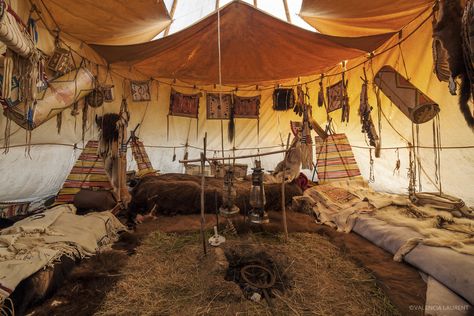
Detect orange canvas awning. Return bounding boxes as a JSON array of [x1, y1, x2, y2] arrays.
[[299, 0, 434, 36], [32, 0, 171, 45], [92, 1, 393, 85]]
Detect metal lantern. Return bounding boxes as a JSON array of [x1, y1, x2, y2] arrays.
[[249, 160, 268, 224], [219, 167, 239, 216]]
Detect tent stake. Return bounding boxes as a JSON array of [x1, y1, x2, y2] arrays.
[[281, 133, 291, 242], [200, 133, 208, 255]]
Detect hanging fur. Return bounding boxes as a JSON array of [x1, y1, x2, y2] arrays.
[[95, 113, 122, 190], [95, 113, 121, 158], [317, 80, 325, 107], [433, 0, 474, 129]]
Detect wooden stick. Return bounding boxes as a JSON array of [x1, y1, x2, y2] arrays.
[[164, 0, 178, 36], [281, 133, 291, 242], [200, 133, 208, 255], [282, 0, 291, 23], [253, 0, 257, 7], [180, 148, 288, 164]]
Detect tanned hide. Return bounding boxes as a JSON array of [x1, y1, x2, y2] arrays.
[[433, 0, 474, 129]]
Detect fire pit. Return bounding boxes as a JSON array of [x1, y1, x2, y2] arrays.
[[224, 248, 291, 307]]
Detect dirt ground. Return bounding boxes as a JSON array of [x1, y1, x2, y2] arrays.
[[25, 211, 426, 316]]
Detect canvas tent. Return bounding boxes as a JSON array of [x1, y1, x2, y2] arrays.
[[1, 0, 472, 208], [1, 0, 474, 311]]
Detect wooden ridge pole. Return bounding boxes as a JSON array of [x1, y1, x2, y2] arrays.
[[281, 133, 291, 242], [164, 0, 178, 37], [282, 0, 291, 23], [200, 133, 208, 255]]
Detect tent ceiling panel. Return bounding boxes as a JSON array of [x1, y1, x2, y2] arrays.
[[92, 1, 393, 85], [32, 0, 172, 45], [299, 0, 434, 36]]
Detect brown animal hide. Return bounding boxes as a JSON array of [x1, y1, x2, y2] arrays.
[[128, 174, 303, 217], [95, 113, 121, 157], [95, 113, 122, 191], [433, 0, 474, 128], [73, 189, 117, 214]]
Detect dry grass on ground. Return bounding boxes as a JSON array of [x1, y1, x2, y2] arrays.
[[95, 230, 399, 316]]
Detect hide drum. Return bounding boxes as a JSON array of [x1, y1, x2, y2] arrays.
[[374, 66, 440, 124], [3, 68, 94, 129]]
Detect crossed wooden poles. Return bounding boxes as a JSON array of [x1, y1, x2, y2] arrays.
[[180, 133, 292, 255]]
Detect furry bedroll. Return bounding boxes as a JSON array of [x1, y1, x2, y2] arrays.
[[0, 204, 125, 314], [129, 173, 303, 216]]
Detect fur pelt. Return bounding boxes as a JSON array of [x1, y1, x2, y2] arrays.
[[433, 0, 474, 129], [127, 174, 303, 219], [95, 113, 122, 190], [95, 113, 121, 158]]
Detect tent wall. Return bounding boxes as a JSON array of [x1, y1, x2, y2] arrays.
[[0, 4, 473, 206]]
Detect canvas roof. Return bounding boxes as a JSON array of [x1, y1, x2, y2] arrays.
[[92, 1, 393, 84], [299, 0, 434, 36], [31, 0, 172, 45]]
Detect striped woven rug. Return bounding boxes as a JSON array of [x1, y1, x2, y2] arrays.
[[131, 140, 156, 176], [54, 140, 112, 205], [315, 133, 362, 183]]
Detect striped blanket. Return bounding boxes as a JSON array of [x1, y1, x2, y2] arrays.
[[54, 141, 112, 205], [315, 133, 362, 183], [130, 140, 156, 177]]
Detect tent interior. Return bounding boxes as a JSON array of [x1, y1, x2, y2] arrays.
[[0, 0, 473, 315]]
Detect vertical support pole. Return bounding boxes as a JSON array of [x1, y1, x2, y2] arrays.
[[215, 0, 220, 11], [281, 133, 291, 242], [200, 133, 208, 255], [253, 0, 257, 7], [282, 0, 291, 23], [164, 0, 178, 36]]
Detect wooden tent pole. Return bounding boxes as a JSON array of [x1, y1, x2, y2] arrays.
[[164, 0, 178, 36], [282, 0, 291, 23], [253, 0, 257, 7], [281, 133, 291, 242], [180, 148, 288, 164], [215, 0, 220, 11], [200, 133, 208, 255]]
